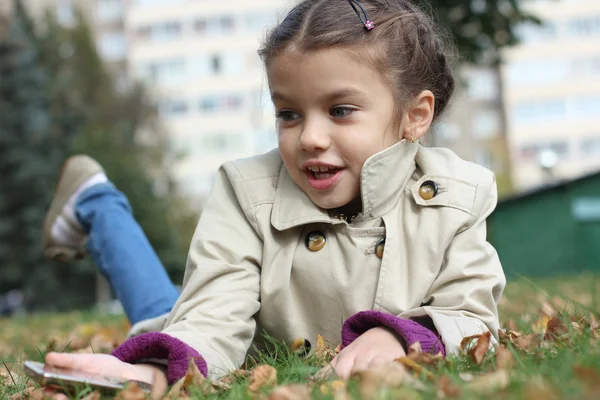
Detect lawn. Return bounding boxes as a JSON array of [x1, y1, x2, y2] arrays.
[[2, 275, 600, 399]]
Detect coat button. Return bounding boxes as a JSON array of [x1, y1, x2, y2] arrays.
[[419, 180, 438, 200], [306, 231, 326, 252], [376, 239, 385, 259]]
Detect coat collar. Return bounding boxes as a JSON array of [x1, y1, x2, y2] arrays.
[[271, 140, 419, 231]]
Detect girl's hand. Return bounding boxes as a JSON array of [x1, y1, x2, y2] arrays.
[[42, 352, 168, 399], [325, 327, 407, 379]]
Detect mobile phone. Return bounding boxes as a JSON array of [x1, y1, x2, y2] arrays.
[[23, 360, 153, 394]]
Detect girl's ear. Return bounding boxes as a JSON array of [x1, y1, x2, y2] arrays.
[[402, 90, 435, 141]]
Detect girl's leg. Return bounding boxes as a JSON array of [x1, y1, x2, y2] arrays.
[[43, 155, 179, 324]]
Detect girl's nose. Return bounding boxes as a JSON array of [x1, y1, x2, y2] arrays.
[[298, 119, 331, 152]]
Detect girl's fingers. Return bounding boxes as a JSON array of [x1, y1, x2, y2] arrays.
[[367, 355, 388, 369], [43, 388, 68, 400], [332, 353, 356, 380], [45, 352, 79, 369], [350, 354, 372, 374]]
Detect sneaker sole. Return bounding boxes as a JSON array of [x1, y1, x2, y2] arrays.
[[42, 155, 104, 262]]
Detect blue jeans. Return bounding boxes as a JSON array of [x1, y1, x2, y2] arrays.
[[76, 183, 180, 324]]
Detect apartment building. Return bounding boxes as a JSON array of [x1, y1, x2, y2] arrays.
[[501, 0, 600, 190], [126, 0, 286, 200]]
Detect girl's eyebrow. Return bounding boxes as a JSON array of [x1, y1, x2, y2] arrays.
[[271, 88, 366, 103]]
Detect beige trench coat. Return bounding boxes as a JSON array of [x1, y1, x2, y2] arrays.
[[130, 140, 506, 379]]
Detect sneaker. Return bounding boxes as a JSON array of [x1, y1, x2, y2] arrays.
[[42, 155, 107, 262]]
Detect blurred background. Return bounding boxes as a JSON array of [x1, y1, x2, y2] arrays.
[[0, 0, 599, 315]]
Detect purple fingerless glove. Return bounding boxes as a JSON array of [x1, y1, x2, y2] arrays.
[[341, 310, 446, 356], [112, 332, 208, 384]]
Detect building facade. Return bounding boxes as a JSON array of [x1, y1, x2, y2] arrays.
[[501, 0, 600, 190], [125, 0, 285, 200]]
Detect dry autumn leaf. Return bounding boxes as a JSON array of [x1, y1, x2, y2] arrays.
[[573, 365, 600, 397], [115, 382, 148, 400], [396, 357, 435, 380], [436, 375, 461, 398], [466, 370, 510, 395], [408, 341, 422, 354], [319, 380, 345, 396], [268, 384, 311, 400], [248, 365, 277, 394], [544, 315, 568, 341], [352, 361, 406, 399], [495, 345, 514, 370], [468, 331, 491, 365], [9, 387, 46, 400], [314, 334, 326, 360], [514, 334, 542, 352]]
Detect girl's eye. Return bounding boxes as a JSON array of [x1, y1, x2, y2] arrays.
[[276, 110, 301, 121], [330, 106, 355, 118]]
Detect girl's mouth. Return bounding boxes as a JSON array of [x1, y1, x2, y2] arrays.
[[304, 166, 344, 190]]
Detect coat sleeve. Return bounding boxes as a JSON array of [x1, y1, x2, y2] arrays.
[[160, 162, 263, 379], [396, 169, 506, 355]]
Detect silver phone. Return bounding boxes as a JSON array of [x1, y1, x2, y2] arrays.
[[23, 360, 153, 394]]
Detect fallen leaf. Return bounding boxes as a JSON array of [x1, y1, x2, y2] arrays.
[[544, 315, 568, 341], [352, 362, 406, 399], [540, 301, 557, 318], [182, 358, 207, 389], [468, 331, 491, 365], [115, 382, 147, 400], [248, 365, 277, 394], [436, 375, 461, 398], [218, 369, 250, 387], [314, 334, 326, 361], [459, 334, 480, 351], [495, 345, 514, 370], [466, 370, 510, 395], [319, 380, 345, 395], [514, 334, 542, 352], [268, 384, 311, 400], [334, 344, 341, 354], [396, 357, 435, 380], [406, 351, 446, 368], [408, 341, 422, 355], [522, 377, 559, 400], [532, 316, 551, 335], [10, 387, 46, 400]]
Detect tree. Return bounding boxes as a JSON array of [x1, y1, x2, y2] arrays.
[[419, 0, 540, 63], [0, 0, 192, 311]]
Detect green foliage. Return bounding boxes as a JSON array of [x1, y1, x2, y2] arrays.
[[0, 0, 193, 311], [420, 0, 540, 63]]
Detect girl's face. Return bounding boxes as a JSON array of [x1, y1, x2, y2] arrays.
[[268, 48, 412, 210]]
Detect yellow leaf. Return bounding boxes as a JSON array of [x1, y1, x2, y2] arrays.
[[248, 365, 277, 394], [466, 370, 510, 395], [115, 382, 148, 400], [268, 384, 311, 400], [495, 345, 514, 370], [314, 334, 326, 360], [468, 331, 491, 365], [352, 362, 406, 399]]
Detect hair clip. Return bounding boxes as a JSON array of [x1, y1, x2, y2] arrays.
[[347, 0, 375, 30]]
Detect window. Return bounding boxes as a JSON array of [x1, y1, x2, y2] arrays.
[[136, 21, 182, 42], [201, 133, 244, 153], [97, 33, 127, 61], [581, 136, 600, 156], [137, 59, 186, 84], [515, 22, 557, 43], [246, 12, 274, 32], [472, 111, 501, 139], [199, 95, 243, 113], [520, 141, 569, 161], [568, 96, 600, 117], [512, 100, 565, 124], [98, 0, 123, 22], [567, 16, 600, 38], [222, 52, 243, 75], [194, 16, 236, 35], [507, 59, 567, 85], [211, 55, 222, 74], [159, 100, 189, 117]]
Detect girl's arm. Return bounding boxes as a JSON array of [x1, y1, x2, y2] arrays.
[[341, 169, 505, 356], [112, 163, 263, 382]]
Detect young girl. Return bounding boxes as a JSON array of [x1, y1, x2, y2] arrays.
[[43, 0, 505, 395]]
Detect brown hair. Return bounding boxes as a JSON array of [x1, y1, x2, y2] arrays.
[[258, 0, 456, 122]]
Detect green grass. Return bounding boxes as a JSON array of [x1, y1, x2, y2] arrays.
[[2, 275, 600, 399]]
